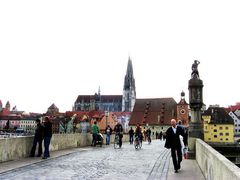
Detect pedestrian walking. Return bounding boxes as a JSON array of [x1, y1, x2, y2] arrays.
[[128, 127, 134, 144], [156, 132, 158, 139], [42, 116, 52, 159], [146, 128, 152, 143], [105, 125, 112, 145], [159, 131, 163, 140], [143, 130, 146, 141], [91, 121, 99, 146], [164, 119, 187, 173], [30, 119, 44, 157]]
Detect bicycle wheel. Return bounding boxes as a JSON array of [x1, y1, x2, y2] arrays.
[[114, 135, 120, 149], [148, 137, 151, 144], [134, 139, 139, 149]]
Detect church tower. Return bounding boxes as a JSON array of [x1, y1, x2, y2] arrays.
[[177, 91, 189, 126], [122, 57, 136, 112]]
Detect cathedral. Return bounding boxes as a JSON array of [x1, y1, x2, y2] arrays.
[[73, 57, 136, 112]]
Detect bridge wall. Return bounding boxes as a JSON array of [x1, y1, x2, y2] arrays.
[[196, 139, 240, 180], [0, 133, 129, 163]]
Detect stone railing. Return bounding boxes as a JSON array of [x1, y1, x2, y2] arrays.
[[0, 133, 130, 163], [196, 139, 240, 180]]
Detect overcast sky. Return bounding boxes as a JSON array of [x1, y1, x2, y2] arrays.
[[1, 0, 240, 113]]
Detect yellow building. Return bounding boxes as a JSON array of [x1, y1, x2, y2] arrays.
[[202, 106, 234, 143]]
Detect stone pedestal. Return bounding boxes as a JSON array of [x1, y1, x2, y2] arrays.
[[188, 111, 203, 159]]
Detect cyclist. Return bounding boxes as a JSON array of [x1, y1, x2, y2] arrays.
[[114, 122, 123, 148], [146, 127, 152, 143], [135, 123, 143, 144]]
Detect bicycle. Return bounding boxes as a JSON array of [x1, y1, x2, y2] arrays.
[[114, 133, 121, 149], [134, 136, 142, 149]]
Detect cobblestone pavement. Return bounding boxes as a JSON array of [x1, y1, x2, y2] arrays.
[[0, 140, 170, 180]]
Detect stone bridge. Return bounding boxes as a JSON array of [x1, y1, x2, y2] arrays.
[[1, 134, 240, 179]]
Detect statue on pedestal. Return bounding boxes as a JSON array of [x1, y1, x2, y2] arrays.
[[191, 60, 200, 79]]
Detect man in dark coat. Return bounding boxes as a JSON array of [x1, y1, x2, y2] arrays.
[[128, 127, 134, 144], [30, 119, 44, 157], [42, 116, 52, 159], [165, 119, 187, 173]]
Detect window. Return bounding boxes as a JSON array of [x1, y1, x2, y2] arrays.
[[208, 138, 211, 140], [225, 133, 229, 136], [214, 135, 217, 138], [214, 129, 217, 132], [220, 138, 223, 141], [226, 138, 229, 141], [219, 127, 223, 130], [219, 133, 223, 136], [225, 127, 229, 130]]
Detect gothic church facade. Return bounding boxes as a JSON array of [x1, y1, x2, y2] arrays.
[[73, 57, 136, 112]]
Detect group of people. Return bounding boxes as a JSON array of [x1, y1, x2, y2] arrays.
[[92, 122, 151, 147], [30, 116, 52, 159], [128, 124, 151, 144], [31, 116, 187, 174], [92, 119, 188, 174], [91, 121, 124, 147], [31, 117, 187, 174]]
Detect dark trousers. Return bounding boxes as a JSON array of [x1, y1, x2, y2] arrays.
[[129, 135, 134, 144], [44, 136, 51, 158], [106, 134, 110, 145], [30, 137, 43, 156], [119, 136, 122, 147], [92, 133, 97, 146], [171, 147, 182, 170]]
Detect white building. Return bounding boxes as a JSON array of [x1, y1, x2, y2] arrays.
[[20, 118, 38, 134], [228, 111, 240, 135]]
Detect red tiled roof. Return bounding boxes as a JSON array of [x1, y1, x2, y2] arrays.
[[89, 110, 104, 118], [112, 112, 131, 117], [129, 98, 177, 126], [225, 102, 240, 112]]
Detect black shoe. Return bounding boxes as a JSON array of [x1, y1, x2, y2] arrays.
[[175, 170, 178, 173], [42, 157, 47, 159], [29, 155, 34, 157]]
